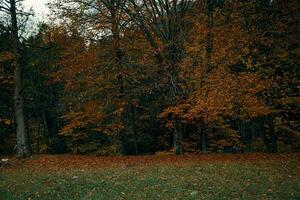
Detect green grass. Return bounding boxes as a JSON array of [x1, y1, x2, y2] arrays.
[[0, 156, 299, 200]]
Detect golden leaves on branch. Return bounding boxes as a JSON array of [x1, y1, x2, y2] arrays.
[[160, 66, 272, 129], [59, 101, 103, 135]]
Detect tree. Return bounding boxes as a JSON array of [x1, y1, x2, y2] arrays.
[[0, 0, 30, 157], [0, 27, 14, 154], [123, 0, 194, 154], [159, 0, 276, 153]]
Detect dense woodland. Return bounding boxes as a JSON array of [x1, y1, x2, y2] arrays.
[[0, 0, 299, 157]]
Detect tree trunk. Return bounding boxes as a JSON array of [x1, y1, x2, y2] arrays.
[[42, 110, 49, 136], [174, 123, 183, 154], [270, 129, 277, 153], [37, 122, 41, 155], [131, 101, 138, 155], [197, 121, 207, 153], [201, 129, 208, 153], [25, 118, 31, 153], [264, 116, 277, 153], [110, 1, 123, 91], [10, 0, 29, 158], [110, 2, 125, 155], [270, 116, 278, 153], [198, 1, 214, 155]]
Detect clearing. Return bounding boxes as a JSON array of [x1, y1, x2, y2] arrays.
[[0, 153, 299, 199]]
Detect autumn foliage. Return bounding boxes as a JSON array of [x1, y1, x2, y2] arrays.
[[0, 0, 299, 155]]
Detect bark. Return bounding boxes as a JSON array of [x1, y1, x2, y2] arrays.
[[37, 122, 41, 155], [270, 130, 278, 153], [10, 0, 30, 158], [264, 116, 278, 153], [130, 101, 138, 155], [197, 121, 207, 153], [42, 110, 49, 135], [25, 118, 31, 153], [201, 129, 208, 153], [174, 123, 183, 154]]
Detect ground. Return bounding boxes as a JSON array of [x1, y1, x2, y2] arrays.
[[0, 153, 299, 200]]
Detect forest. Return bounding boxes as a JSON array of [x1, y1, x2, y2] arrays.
[[0, 0, 299, 158]]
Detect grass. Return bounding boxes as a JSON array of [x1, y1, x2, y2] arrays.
[[0, 153, 299, 200]]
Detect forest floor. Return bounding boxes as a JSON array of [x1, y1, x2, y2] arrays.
[[0, 153, 299, 200]]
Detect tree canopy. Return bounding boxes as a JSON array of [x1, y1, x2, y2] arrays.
[[0, 0, 299, 156]]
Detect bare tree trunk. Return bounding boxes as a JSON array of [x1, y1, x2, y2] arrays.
[[10, 0, 29, 158], [14, 57, 29, 157]]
